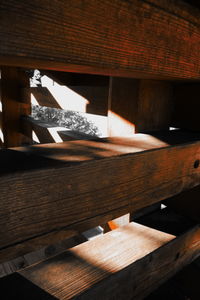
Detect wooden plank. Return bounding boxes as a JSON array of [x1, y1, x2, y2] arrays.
[[0, 131, 200, 261], [1, 1, 200, 79], [0, 205, 130, 263], [0, 67, 31, 147], [172, 83, 200, 130], [107, 77, 139, 228], [10, 223, 199, 300], [108, 77, 138, 136], [0, 235, 85, 278]]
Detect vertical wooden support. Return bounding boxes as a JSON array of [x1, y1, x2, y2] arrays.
[[0, 66, 31, 147], [108, 77, 139, 136], [137, 80, 172, 132], [106, 78, 173, 228], [107, 77, 140, 228]]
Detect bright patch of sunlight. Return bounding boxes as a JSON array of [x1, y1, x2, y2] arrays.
[[0, 128, 4, 143], [32, 131, 40, 143], [108, 110, 135, 136], [47, 127, 63, 143], [42, 75, 89, 112], [31, 93, 40, 106], [0, 101, 2, 112], [79, 112, 108, 137]]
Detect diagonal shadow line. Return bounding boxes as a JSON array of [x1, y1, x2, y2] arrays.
[[30, 87, 62, 109]]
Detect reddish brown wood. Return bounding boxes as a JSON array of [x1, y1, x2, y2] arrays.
[[137, 80, 173, 132], [107, 77, 140, 227], [0, 132, 200, 260], [18, 223, 200, 300], [0, 67, 31, 147], [1, 1, 200, 79], [108, 77, 138, 136]]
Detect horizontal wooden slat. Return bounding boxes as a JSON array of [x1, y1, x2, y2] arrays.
[[0, 130, 200, 261], [0, 206, 130, 263], [3, 222, 199, 299], [1, 1, 200, 79]]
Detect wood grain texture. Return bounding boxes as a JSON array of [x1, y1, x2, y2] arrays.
[[108, 77, 138, 136], [0, 235, 85, 278], [0, 131, 200, 261], [137, 80, 173, 132], [0, 205, 130, 263], [18, 222, 200, 300], [107, 77, 139, 228], [1, 0, 200, 79], [0, 67, 31, 147]]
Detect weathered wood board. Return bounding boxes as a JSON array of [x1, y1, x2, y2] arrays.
[[5, 223, 199, 300], [1, 0, 200, 79], [0, 131, 200, 261]]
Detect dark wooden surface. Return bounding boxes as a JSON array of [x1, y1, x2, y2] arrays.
[[1, 209, 199, 299], [0, 131, 200, 261], [137, 80, 173, 132], [145, 260, 200, 300], [0, 67, 31, 147], [15, 222, 200, 299], [165, 163, 200, 223], [172, 83, 200, 130], [1, 0, 200, 79]]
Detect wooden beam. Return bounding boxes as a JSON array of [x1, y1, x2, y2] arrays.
[[1, 1, 200, 79], [7, 223, 199, 299], [0, 67, 31, 147], [0, 205, 130, 263], [0, 234, 85, 278], [0, 131, 200, 260], [108, 77, 138, 137], [107, 77, 138, 228]]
